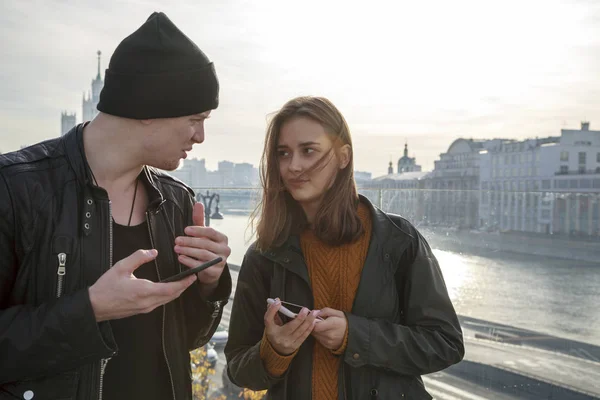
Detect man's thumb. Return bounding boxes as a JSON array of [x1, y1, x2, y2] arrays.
[[193, 202, 205, 227], [120, 249, 158, 273]]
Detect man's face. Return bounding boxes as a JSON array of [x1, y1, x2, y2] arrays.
[[142, 111, 211, 171]]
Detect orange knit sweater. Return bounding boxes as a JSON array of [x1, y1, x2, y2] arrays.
[[260, 203, 372, 399]]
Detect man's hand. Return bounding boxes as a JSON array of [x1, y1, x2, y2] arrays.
[[174, 202, 230, 290], [89, 249, 197, 322], [264, 298, 319, 355], [311, 308, 347, 350]]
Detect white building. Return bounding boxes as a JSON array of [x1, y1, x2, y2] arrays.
[[423, 138, 500, 228], [546, 122, 600, 236], [479, 136, 558, 232], [479, 122, 600, 236]]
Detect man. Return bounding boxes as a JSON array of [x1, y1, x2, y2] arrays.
[[0, 12, 232, 400]]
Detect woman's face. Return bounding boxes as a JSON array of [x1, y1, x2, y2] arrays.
[[277, 116, 349, 207]]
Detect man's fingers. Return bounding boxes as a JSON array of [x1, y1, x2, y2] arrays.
[[174, 236, 226, 254], [183, 226, 228, 245], [177, 255, 223, 280], [157, 274, 197, 296], [117, 249, 158, 274], [136, 274, 196, 299], [129, 275, 196, 312], [193, 202, 205, 227], [175, 246, 221, 267]]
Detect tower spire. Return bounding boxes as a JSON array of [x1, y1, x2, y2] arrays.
[[96, 50, 102, 80], [404, 141, 408, 157]]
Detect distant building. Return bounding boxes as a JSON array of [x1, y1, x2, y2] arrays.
[[61, 51, 104, 135], [215, 161, 235, 187], [549, 122, 600, 236], [170, 159, 260, 189], [397, 142, 421, 173], [354, 171, 372, 186], [169, 158, 207, 188], [233, 163, 259, 186], [423, 138, 499, 228], [478, 122, 600, 237], [61, 112, 76, 136], [366, 171, 430, 223], [478, 136, 559, 233], [83, 51, 104, 123]]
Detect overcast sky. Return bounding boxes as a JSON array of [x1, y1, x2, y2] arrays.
[[1, 0, 599, 176]]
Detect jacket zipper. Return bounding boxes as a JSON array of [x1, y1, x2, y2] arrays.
[[98, 201, 114, 400], [147, 211, 177, 400], [98, 359, 109, 400], [56, 253, 67, 298]]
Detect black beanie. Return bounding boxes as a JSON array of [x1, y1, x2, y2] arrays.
[[97, 12, 219, 119]]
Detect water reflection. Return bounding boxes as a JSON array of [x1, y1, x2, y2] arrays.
[[435, 248, 600, 346]]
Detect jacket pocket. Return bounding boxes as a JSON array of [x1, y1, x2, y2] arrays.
[[0, 370, 79, 400]]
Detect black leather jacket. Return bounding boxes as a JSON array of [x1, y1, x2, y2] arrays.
[[0, 124, 231, 399], [225, 196, 464, 400]]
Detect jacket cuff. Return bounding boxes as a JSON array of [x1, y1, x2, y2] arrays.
[[343, 313, 370, 368], [81, 288, 117, 356], [199, 264, 232, 303], [259, 330, 297, 377]]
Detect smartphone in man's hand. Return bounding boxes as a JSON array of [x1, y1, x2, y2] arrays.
[[161, 257, 222, 283]]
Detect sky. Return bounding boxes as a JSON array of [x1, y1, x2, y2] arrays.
[[1, 0, 599, 177]]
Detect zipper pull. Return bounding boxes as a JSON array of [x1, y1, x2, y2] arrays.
[[101, 358, 109, 373], [57, 253, 67, 275]]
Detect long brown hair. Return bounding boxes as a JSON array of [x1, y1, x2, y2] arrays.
[[251, 96, 363, 251]]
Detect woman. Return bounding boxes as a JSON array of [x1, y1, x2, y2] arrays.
[[224, 96, 464, 399]]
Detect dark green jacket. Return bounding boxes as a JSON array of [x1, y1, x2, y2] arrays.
[[225, 196, 464, 399]]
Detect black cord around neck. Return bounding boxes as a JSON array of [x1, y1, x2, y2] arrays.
[[127, 178, 139, 227]]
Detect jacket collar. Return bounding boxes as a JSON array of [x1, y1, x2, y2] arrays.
[[62, 123, 165, 211]]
